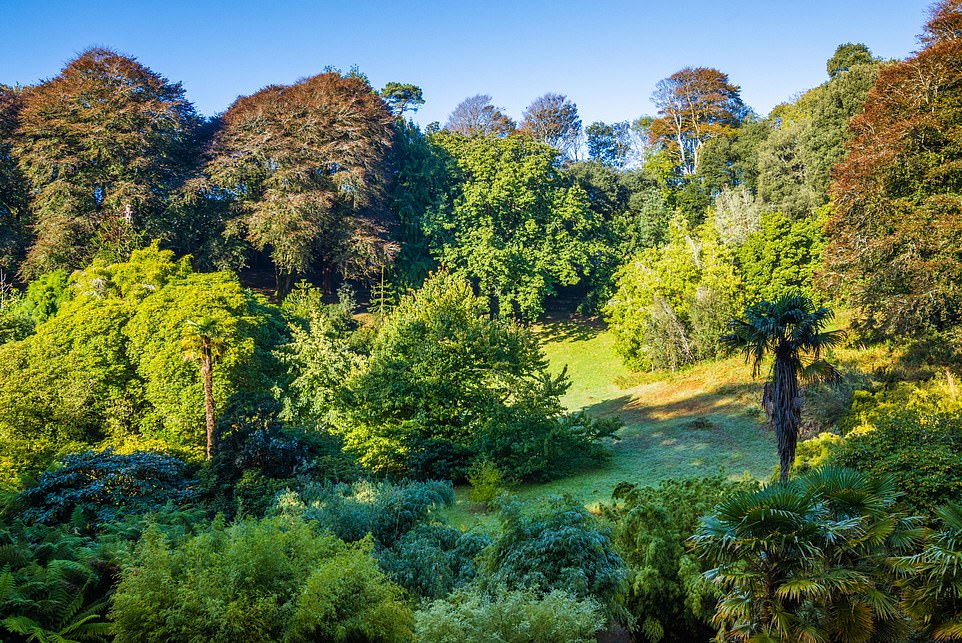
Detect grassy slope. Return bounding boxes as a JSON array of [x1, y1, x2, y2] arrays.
[[445, 316, 777, 528]]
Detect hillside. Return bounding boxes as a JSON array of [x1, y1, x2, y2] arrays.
[[446, 315, 778, 526]]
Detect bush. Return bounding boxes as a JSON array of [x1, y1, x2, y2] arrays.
[[0, 521, 115, 642], [275, 478, 455, 547], [467, 458, 508, 507], [19, 449, 197, 528], [477, 495, 627, 620], [601, 475, 760, 642], [829, 410, 962, 516], [110, 516, 413, 642], [377, 523, 491, 599], [415, 589, 605, 643]]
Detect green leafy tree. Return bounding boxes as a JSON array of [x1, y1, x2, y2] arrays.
[[827, 42, 878, 78], [606, 217, 741, 370], [692, 468, 920, 642], [737, 209, 827, 303], [428, 133, 604, 319], [338, 272, 613, 480], [585, 121, 631, 168], [208, 71, 395, 295], [723, 296, 844, 483], [13, 48, 198, 277], [379, 81, 425, 117]]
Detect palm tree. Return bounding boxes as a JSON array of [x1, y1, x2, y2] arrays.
[[692, 467, 920, 642], [181, 317, 226, 460], [723, 295, 844, 483], [894, 502, 962, 640]]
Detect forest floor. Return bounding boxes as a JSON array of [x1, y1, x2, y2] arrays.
[[444, 314, 778, 529]]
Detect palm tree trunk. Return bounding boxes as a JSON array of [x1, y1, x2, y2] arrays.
[[202, 345, 215, 460], [772, 354, 800, 483]]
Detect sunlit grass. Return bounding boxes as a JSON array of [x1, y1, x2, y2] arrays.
[[448, 315, 778, 526]]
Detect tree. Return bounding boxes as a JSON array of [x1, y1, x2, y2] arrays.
[[338, 272, 614, 480], [444, 94, 515, 137], [14, 48, 198, 277], [0, 85, 29, 276], [585, 121, 630, 168], [380, 82, 425, 117], [427, 133, 603, 319], [825, 0, 962, 339], [182, 317, 226, 460], [827, 42, 877, 78], [723, 295, 844, 483], [693, 468, 919, 642], [519, 93, 582, 157], [648, 67, 746, 176], [208, 71, 395, 295]]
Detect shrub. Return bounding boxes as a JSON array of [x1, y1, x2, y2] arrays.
[[275, 478, 455, 547], [0, 521, 114, 642], [477, 495, 627, 620], [601, 475, 760, 642], [415, 589, 605, 643], [110, 516, 413, 642], [377, 524, 491, 599], [467, 458, 508, 507], [19, 449, 197, 528], [830, 410, 962, 516]]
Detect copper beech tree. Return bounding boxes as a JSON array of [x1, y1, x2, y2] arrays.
[[207, 73, 396, 296], [826, 0, 962, 338], [14, 48, 198, 278]]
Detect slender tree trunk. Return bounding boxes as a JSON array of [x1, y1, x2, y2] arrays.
[[772, 354, 800, 483], [201, 343, 215, 461]]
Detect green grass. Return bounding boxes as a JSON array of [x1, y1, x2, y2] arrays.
[[445, 315, 777, 529]]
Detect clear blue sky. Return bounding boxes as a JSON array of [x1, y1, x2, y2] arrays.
[[0, 0, 931, 127]]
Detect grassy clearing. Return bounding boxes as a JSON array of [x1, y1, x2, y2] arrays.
[[444, 315, 777, 529]]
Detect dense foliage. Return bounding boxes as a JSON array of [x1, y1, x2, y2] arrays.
[[110, 516, 413, 642], [339, 272, 617, 480]]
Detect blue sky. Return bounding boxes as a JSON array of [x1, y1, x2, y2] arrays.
[[0, 0, 931, 127]]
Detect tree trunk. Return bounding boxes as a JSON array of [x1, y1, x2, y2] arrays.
[[201, 343, 215, 461], [771, 354, 800, 483]]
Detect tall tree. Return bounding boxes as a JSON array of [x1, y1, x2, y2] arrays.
[[825, 0, 962, 338], [428, 133, 602, 319], [519, 93, 582, 157], [14, 48, 198, 277], [585, 121, 630, 168], [444, 94, 515, 137], [207, 72, 396, 295], [827, 42, 877, 78], [0, 85, 29, 277], [181, 317, 225, 460], [723, 295, 843, 483], [648, 67, 746, 176], [379, 82, 425, 117]]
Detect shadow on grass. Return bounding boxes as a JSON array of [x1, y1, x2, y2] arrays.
[[623, 382, 760, 423], [534, 314, 605, 343]]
